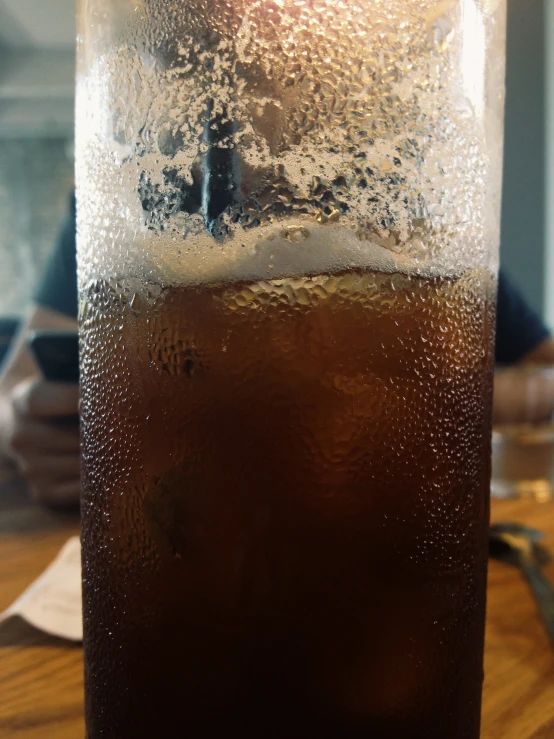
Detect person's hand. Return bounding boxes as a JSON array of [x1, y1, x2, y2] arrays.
[[5, 378, 80, 506]]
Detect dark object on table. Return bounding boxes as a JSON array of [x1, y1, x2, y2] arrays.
[[489, 522, 554, 646]]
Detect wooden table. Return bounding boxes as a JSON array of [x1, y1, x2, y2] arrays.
[[0, 466, 83, 738], [1, 467, 554, 738]]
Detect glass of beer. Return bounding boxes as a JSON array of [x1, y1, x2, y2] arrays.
[[76, 1, 506, 736]]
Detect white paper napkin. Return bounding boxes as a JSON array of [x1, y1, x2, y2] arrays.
[[0, 536, 82, 641]]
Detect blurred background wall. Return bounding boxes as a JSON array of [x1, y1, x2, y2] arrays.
[[0, 0, 75, 319], [546, 0, 554, 327], [500, 0, 548, 317]]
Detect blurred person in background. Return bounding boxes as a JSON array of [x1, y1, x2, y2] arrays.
[[0, 193, 553, 506], [0, 196, 79, 506]]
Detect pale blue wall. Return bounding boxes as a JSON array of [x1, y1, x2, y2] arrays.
[[500, 0, 547, 318], [546, 0, 554, 328]]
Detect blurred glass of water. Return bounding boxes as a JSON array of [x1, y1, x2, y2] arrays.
[[492, 366, 554, 501]]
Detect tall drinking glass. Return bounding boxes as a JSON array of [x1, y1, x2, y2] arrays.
[[76, 1, 506, 736]]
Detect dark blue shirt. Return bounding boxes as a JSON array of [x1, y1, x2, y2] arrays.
[[36, 195, 550, 366], [495, 270, 550, 364]]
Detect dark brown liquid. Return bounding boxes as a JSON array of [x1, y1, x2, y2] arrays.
[[80, 267, 494, 738]]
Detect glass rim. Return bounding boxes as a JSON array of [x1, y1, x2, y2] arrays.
[[495, 364, 554, 379]]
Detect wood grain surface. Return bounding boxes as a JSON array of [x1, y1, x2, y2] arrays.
[[483, 497, 554, 739], [0, 466, 83, 739], [1, 463, 554, 738]]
